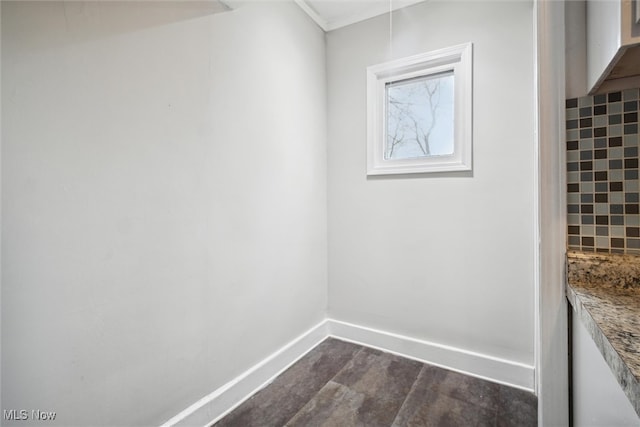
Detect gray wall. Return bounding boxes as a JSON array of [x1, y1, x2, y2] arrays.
[[326, 1, 536, 368], [1, 2, 327, 425], [566, 0, 587, 99]]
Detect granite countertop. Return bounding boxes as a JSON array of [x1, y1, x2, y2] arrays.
[[566, 251, 640, 417]]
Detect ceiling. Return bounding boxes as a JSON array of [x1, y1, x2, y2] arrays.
[[294, 0, 426, 31]]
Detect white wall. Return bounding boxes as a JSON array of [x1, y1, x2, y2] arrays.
[[1, 2, 327, 425], [327, 0, 536, 371]]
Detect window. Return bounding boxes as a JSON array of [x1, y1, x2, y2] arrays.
[[367, 43, 473, 175]]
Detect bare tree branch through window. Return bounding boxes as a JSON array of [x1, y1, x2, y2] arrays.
[[385, 72, 454, 160]]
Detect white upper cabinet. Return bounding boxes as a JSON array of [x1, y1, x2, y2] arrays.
[[587, 0, 640, 94]]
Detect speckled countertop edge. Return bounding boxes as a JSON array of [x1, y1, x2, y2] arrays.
[[567, 250, 640, 289], [567, 282, 640, 418]]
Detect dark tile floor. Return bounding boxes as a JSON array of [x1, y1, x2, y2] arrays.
[[212, 338, 537, 427]]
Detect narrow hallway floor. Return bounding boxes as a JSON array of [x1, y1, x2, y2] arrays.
[[212, 338, 537, 427]]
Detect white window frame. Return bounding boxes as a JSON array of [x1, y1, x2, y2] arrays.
[[366, 43, 473, 175]]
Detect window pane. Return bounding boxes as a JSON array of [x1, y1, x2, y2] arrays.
[[385, 72, 454, 160]]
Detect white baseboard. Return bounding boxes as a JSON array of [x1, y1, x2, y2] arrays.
[[161, 318, 535, 427], [160, 320, 329, 427], [326, 318, 535, 392]]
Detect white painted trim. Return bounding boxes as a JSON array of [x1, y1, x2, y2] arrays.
[[327, 319, 535, 392], [534, 0, 569, 425], [532, 0, 541, 401], [162, 318, 535, 426], [293, 0, 329, 32], [160, 320, 329, 427], [294, 0, 425, 32]]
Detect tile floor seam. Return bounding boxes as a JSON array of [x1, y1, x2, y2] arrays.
[[281, 345, 366, 427], [281, 390, 315, 427], [389, 364, 426, 427], [281, 381, 333, 427]]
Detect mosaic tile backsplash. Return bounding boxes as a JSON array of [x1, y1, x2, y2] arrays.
[[566, 88, 640, 255]]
